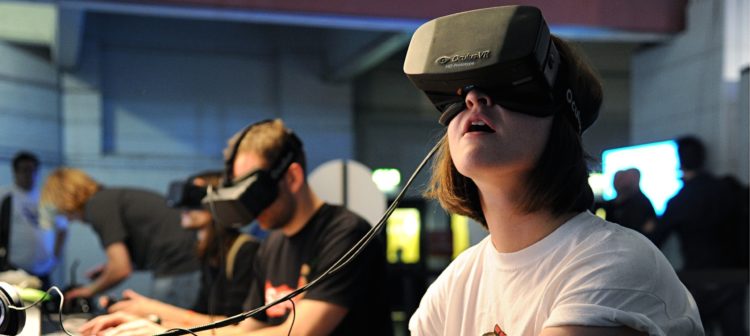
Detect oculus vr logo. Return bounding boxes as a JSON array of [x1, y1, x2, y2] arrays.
[[436, 50, 491, 68]]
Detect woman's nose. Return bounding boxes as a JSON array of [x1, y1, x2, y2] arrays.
[[464, 90, 493, 110]]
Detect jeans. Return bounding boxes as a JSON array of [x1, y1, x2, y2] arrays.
[[151, 271, 201, 309]]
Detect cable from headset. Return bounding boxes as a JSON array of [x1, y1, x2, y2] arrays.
[[206, 193, 228, 231], [207, 216, 224, 336], [156, 138, 441, 336], [165, 328, 199, 336], [286, 298, 296, 336], [9, 286, 75, 336], [237, 139, 439, 320], [310, 138, 440, 278]]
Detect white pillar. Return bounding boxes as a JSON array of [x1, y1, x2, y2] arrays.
[[631, 0, 749, 181]]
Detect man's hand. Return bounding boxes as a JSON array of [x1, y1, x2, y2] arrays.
[[101, 319, 166, 336], [104, 289, 162, 317], [78, 311, 145, 335], [65, 286, 94, 300]]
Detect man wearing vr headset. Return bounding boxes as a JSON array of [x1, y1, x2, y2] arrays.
[[40, 168, 201, 308], [405, 6, 702, 336], [225, 119, 391, 336]]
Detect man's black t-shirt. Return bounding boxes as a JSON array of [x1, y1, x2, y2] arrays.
[[193, 235, 260, 316], [243, 203, 392, 335], [84, 188, 199, 276]]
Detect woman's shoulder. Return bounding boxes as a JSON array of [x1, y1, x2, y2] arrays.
[[568, 212, 656, 251], [556, 212, 676, 291], [575, 214, 660, 258]]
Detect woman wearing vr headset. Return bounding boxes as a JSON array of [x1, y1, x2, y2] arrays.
[[406, 6, 702, 336], [80, 171, 261, 334]]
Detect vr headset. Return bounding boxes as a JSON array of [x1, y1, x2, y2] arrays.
[[202, 120, 303, 229], [403, 5, 595, 130], [166, 171, 223, 209], [0, 282, 24, 336]]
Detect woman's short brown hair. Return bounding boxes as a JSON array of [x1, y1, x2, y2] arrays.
[[40, 167, 100, 215], [425, 36, 602, 228]]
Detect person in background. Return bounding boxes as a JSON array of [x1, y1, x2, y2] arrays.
[[80, 170, 261, 332], [40, 168, 200, 308], [405, 5, 702, 335], [0, 151, 66, 288], [649, 135, 747, 336], [601, 168, 657, 235]]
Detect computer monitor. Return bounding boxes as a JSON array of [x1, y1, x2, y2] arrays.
[[450, 214, 471, 259], [385, 207, 421, 264], [600, 140, 683, 215]]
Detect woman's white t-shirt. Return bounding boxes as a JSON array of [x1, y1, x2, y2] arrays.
[[409, 211, 703, 336]]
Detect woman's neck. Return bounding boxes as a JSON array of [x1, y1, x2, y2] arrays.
[[476, 179, 575, 253]]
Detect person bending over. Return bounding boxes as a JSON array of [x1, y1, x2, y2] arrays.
[[40, 168, 200, 308], [80, 171, 261, 333]]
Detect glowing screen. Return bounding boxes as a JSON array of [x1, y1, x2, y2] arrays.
[[386, 208, 421, 264], [601, 140, 683, 216]]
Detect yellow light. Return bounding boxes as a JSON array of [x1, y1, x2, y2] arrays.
[[451, 214, 470, 259], [386, 208, 420, 264], [595, 207, 607, 219]]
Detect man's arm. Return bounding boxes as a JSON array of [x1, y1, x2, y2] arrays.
[[231, 299, 346, 336], [541, 326, 647, 336], [69, 242, 132, 298]]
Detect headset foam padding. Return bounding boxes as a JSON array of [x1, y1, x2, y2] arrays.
[[0, 282, 25, 336]]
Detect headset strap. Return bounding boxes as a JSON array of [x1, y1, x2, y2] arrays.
[[225, 234, 255, 280], [225, 119, 302, 184]]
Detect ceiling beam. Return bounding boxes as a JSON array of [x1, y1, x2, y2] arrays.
[[0, 2, 55, 46], [52, 7, 86, 70], [323, 32, 411, 83], [120, 0, 688, 34]]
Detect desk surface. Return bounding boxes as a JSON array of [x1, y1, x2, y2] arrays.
[[16, 306, 90, 336], [18, 306, 40, 336]]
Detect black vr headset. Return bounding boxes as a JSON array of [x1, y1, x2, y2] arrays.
[[404, 5, 596, 131], [202, 120, 303, 229], [166, 171, 223, 210], [0, 282, 24, 336]]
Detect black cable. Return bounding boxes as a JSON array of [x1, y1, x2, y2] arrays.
[[235, 139, 439, 322], [9, 286, 75, 336], [208, 218, 243, 336], [206, 190, 228, 231], [209, 218, 227, 324], [165, 328, 199, 336], [287, 298, 296, 336], [156, 139, 442, 336]]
